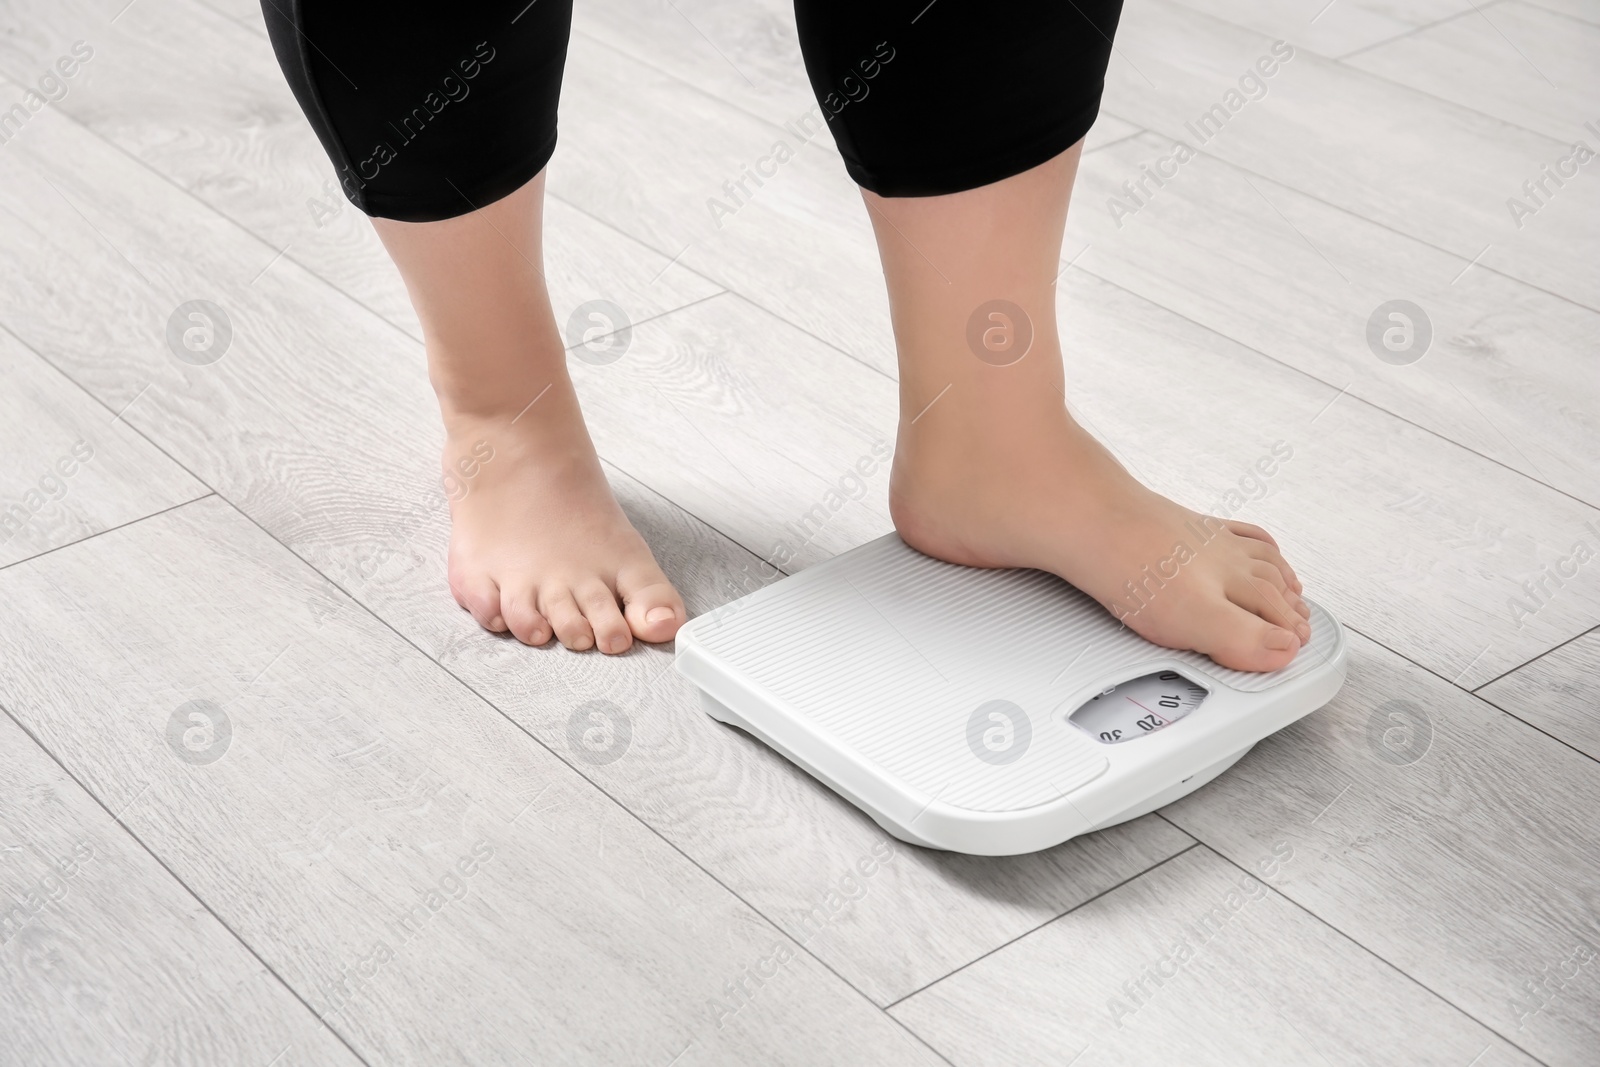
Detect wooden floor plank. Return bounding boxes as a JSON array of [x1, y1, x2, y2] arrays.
[[551, 31, 904, 376], [1158, 630, 1600, 1066], [1519, 0, 1600, 24], [0, 713, 363, 1067], [1102, 0, 1600, 310], [0, 497, 946, 1066], [889, 846, 1542, 1067], [362, 449, 1198, 1007], [1059, 269, 1600, 688], [570, 0, 1145, 151], [5, 58, 1593, 697], [1176, 0, 1479, 58], [3, 0, 1596, 1053], [0, 0, 723, 342], [0, 67, 1196, 1011], [1479, 627, 1600, 760], [0, 329, 207, 569], [556, 273, 1600, 690], [1068, 132, 1600, 507], [1344, 0, 1600, 141]]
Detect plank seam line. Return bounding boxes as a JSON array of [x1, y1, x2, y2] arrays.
[[1332, 1, 1496, 60], [0, 703, 376, 1067], [1181, 836, 1556, 1067], [1472, 623, 1598, 692], [1337, 617, 1600, 768], [881, 840, 1204, 1011]]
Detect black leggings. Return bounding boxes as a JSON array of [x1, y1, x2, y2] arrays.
[[261, 0, 1124, 222]]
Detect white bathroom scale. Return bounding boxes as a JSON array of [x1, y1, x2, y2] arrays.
[[675, 533, 1347, 856]]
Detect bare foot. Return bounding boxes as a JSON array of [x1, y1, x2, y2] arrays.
[[367, 174, 683, 654], [441, 379, 684, 653], [889, 407, 1311, 673]]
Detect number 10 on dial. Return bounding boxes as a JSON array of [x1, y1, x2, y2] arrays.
[[1069, 671, 1209, 744]]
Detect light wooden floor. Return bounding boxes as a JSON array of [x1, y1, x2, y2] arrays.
[[1, 0, 1596, 1064]]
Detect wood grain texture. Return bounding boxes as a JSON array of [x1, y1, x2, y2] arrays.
[[0, 61, 1195, 1013], [5, 65, 1592, 692], [1158, 630, 1600, 1067], [1480, 627, 1600, 760], [0, 497, 946, 1066], [571, 0, 1145, 151], [356, 461, 1198, 1007], [1102, 0, 1600, 310], [0, 0, 723, 342], [2, 0, 1596, 1057], [0, 329, 207, 568], [543, 35, 1596, 690], [1057, 268, 1599, 688], [551, 31, 903, 377], [1344, 0, 1600, 141], [889, 846, 1542, 1067], [1068, 132, 1600, 506], [1183, 0, 1480, 58], [0, 713, 364, 1067], [1518, 0, 1600, 24], [572, 0, 814, 130]]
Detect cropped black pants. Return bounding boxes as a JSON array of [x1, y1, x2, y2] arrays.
[[261, 0, 1124, 222]]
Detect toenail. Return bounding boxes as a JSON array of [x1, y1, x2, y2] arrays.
[[1296, 621, 1312, 641], [645, 606, 676, 623], [488, 616, 504, 630], [1264, 629, 1296, 651]]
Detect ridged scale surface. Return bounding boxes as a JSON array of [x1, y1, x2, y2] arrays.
[[689, 534, 1338, 812]]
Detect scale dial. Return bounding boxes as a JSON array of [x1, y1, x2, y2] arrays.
[[1070, 671, 1208, 744]]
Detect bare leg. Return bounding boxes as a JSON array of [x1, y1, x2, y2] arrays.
[[871, 144, 1311, 672], [373, 171, 685, 653]]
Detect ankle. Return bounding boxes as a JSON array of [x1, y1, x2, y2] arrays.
[[421, 311, 570, 424], [435, 362, 577, 428], [894, 388, 1073, 471]]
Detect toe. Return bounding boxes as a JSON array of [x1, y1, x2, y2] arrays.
[[1223, 518, 1278, 549], [1200, 599, 1302, 673], [501, 586, 553, 646], [451, 569, 507, 633], [576, 581, 633, 655], [1232, 571, 1312, 646], [540, 587, 596, 651], [1247, 560, 1307, 621], [618, 563, 685, 644], [1231, 524, 1302, 594]]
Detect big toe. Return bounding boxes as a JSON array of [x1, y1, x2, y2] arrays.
[[619, 564, 685, 644], [1199, 600, 1301, 673]]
